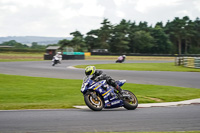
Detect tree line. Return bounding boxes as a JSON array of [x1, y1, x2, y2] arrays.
[[0, 40, 46, 49], [1, 16, 200, 54], [60, 16, 200, 54], [0, 40, 47, 52]]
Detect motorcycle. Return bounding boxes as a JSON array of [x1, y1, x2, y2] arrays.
[[52, 59, 59, 66], [116, 56, 126, 63], [52, 56, 61, 66], [81, 76, 138, 111]]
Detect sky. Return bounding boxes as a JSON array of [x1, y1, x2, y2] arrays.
[[0, 0, 200, 37]]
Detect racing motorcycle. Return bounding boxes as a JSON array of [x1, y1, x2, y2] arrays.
[[52, 56, 60, 66], [81, 76, 138, 111], [116, 55, 126, 63]]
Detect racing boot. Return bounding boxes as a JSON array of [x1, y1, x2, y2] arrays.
[[116, 85, 122, 93], [115, 85, 124, 99], [116, 85, 130, 99]]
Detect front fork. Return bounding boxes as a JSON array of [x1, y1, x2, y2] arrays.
[[91, 92, 98, 101], [85, 91, 98, 101]]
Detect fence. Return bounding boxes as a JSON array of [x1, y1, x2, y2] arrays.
[[175, 57, 200, 69]]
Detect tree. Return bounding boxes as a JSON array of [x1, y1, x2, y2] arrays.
[[0, 40, 28, 48], [165, 16, 189, 54], [98, 18, 113, 49], [151, 25, 172, 54], [70, 30, 86, 52], [132, 31, 154, 53], [109, 19, 130, 53], [182, 19, 195, 54], [85, 29, 100, 51], [155, 22, 164, 28], [138, 21, 150, 32], [190, 17, 200, 53], [128, 22, 140, 53], [31, 42, 46, 49], [61, 17, 200, 54], [58, 39, 71, 48]]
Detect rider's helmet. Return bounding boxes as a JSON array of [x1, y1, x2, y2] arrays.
[[122, 55, 126, 57], [85, 66, 96, 76]]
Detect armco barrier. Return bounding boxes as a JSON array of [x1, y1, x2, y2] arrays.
[[184, 57, 195, 68], [175, 57, 184, 66], [175, 57, 200, 69], [44, 54, 54, 60], [62, 55, 85, 60], [194, 57, 200, 68]]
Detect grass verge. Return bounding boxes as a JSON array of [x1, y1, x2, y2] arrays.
[[75, 62, 200, 72], [0, 52, 174, 62], [0, 52, 43, 62], [85, 55, 175, 61], [0, 74, 200, 110]]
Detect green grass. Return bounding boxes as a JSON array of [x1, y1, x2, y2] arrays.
[[0, 74, 200, 110], [75, 62, 200, 72], [0, 74, 83, 110]]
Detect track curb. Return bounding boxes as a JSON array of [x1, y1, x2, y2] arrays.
[[73, 98, 200, 109]]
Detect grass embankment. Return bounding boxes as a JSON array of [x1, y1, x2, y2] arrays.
[[0, 74, 199, 110], [86, 55, 175, 61], [76, 62, 200, 72], [0, 52, 175, 62], [0, 52, 44, 62]]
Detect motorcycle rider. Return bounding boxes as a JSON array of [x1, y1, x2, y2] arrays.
[[52, 52, 62, 66], [85, 66, 123, 94], [116, 55, 126, 63], [57, 52, 62, 64]]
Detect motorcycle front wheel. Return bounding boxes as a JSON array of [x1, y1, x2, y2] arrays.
[[84, 91, 104, 111], [123, 90, 138, 110]]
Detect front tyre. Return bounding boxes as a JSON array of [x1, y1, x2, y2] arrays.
[[123, 90, 138, 110], [84, 91, 104, 111]]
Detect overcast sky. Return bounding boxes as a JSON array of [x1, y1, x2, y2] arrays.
[[0, 0, 200, 37]]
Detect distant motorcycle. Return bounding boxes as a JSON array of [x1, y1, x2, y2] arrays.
[[52, 56, 60, 66], [52, 52, 62, 66], [81, 76, 138, 111], [116, 55, 126, 63]]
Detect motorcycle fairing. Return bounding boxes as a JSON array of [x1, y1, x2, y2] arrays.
[[90, 81, 124, 108], [117, 80, 126, 87], [81, 77, 124, 108]]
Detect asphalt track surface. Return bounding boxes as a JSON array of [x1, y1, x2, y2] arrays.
[[0, 60, 200, 132], [0, 105, 200, 132], [0, 60, 200, 88]]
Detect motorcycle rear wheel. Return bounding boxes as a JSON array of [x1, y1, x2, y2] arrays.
[[123, 90, 138, 110], [84, 91, 104, 111]]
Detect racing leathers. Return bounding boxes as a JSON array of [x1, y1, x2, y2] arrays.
[[90, 70, 122, 93]]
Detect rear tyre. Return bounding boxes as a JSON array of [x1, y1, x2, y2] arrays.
[[123, 90, 138, 110], [84, 91, 104, 111]]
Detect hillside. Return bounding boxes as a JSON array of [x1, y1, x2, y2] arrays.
[[0, 36, 72, 45]]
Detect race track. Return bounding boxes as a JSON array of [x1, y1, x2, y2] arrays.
[[0, 60, 200, 88], [0, 60, 200, 132], [0, 105, 200, 132]]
